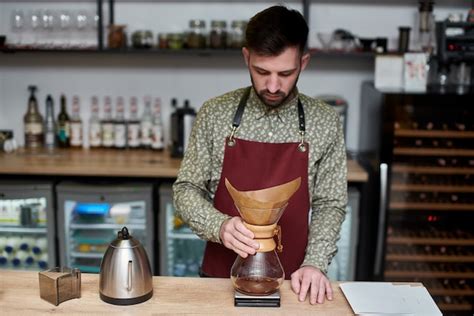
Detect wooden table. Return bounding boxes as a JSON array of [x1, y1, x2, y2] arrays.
[[0, 270, 354, 315], [0, 148, 368, 182]]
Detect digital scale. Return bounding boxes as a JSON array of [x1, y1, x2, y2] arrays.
[[234, 290, 280, 307]]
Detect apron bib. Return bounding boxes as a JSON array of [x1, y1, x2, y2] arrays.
[[201, 87, 310, 279]]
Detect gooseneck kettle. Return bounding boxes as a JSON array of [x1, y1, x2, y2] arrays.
[[99, 227, 153, 305]]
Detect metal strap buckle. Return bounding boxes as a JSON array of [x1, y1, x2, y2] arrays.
[[227, 126, 238, 147], [298, 130, 306, 152]]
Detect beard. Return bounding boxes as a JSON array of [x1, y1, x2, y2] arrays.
[[250, 75, 299, 109]]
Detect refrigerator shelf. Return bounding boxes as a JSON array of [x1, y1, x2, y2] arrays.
[[70, 251, 104, 259], [70, 223, 145, 230], [168, 232, 200, 240], [0, 226, 47, 234]]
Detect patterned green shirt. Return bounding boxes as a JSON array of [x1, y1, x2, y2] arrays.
[[173, 86, 348, 273]]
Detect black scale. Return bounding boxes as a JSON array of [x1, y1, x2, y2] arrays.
[[234, 290, 281, 308]]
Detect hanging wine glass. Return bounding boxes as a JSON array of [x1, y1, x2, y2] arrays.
[[29, 10, 41, 48], [41, 10, 55, 48], [75, 11, 88, 48], [59, 10, 71, 48], [11, 10, 25, 47]]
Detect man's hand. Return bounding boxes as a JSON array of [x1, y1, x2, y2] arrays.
[[291, 266, 333, 305], [219, 217, 260, 258]]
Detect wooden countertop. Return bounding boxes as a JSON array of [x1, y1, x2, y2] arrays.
[[0, 270, 354, 315], [0, 148, 368, 182]]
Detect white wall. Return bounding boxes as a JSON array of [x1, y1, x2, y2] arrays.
[[0, 1, 470, 151]]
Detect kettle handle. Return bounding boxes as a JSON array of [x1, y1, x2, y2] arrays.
[[127, 260, 132, 291]]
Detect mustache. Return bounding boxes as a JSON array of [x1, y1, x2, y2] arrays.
[[259, 90, 286, 98]]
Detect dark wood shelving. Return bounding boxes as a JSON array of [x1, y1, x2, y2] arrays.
[[387, 236, 474, 246], [393, 148, 474, 157], [394, 129, 474, 138], [429, 288, 474, 296], [386, 254, 474, 263], [392, 164, 474, 175], [385, 270, 474, 278], [391, 184, 474, 193], [390, 202, 474, 211]]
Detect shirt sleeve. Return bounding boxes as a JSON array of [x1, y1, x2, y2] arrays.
[[172, 101, 231, 243], [302, 111, 348, 274]]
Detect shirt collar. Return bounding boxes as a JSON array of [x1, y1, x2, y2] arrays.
[[247, 86, 300, 122]]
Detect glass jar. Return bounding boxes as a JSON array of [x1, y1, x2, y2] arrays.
[[187, 20, 206, 49], [108, 24, 127, 49], [158, 33, 169, 49], [229, 20, 247, 49], [209, 20, 227, 49], [168, 33, 184, 50], [131, 30, 153, 49]]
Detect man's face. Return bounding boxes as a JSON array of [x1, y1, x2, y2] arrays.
[[243, 46, 310, 108]]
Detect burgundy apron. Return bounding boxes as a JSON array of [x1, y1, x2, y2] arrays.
[[201, 87, 310, 279]]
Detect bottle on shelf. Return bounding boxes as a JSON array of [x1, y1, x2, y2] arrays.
[[70, 96, 83, 148], [4, 236, 21, 254], [0, 250, 11, 267], [19, 236, 35, 251], [114, 97, 127, 149], [101, 96, 115, 148], [36, 252, 48, 269], [32, 237, 47, 255], [89, 96, 102, 148], [140, 96, 153, 149], [12, 250, 34, 267], [44, 95, 56, 150], [0, 236, 7, 252], [24, 85, 44, 149], [57, 94, 71, 148], [127, 97, 141, 149], [151, 97, 165, 151]]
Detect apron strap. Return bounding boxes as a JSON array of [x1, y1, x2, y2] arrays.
[[228, 87, 306, 147]]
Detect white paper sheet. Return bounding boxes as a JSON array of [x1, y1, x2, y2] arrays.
[[340, 282, 442, 316]]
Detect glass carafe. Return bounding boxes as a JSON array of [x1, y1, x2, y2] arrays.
[[230, 204, 286, 296]]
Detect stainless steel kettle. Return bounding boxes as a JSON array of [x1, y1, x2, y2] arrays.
[[99, 227, 153, 305]]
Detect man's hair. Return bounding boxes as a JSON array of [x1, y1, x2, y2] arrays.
[[245, 5, 308, 56]]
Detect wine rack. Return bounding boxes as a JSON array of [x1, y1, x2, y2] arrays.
[[384, 104, 474, 315]]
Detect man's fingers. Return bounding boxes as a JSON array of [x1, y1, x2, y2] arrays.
[[230, 237, 256, 256], [290, 271, 301, 294], [234, 220, 255, 239], [317, 278, 326, 304], [298, 274, 311, 302], [233, 230, 259, 251], [310, 275, 318, 305], [325, 280, 333, 301]]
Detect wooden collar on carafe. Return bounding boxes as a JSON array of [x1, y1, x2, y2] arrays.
[[244, 222, 283, 253]]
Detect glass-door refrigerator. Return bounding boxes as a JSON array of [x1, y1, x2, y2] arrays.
[[57, 182, 154, 274], [0, 181, 56, 270], [159, 184, 205, 276], [360, 82, 474, 315]]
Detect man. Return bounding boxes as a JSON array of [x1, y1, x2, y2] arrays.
[[173, 5, 347, 305]]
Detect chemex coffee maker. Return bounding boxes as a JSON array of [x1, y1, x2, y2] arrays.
[[225, 177, 301, 307], [170, 99, 196, 158]]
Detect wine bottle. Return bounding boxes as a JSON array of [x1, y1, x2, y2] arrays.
[[140, 96, 153, 149], [37, 252, 48, 269], [101, 96, 114, 148], [127, 97, 141, 149], [114, 96, 126, 149], [151, 97, 164, 151], [70, 95, 83, 148], [57, 94, 71, 148], [4, 236, 21, 253], [89, 96, 102, 148], [44, 95, 56, 150], [24, 85, 44, 149]]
